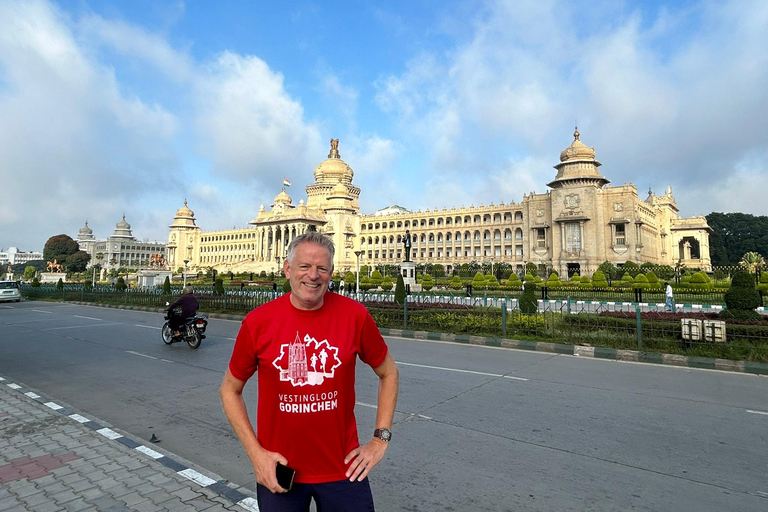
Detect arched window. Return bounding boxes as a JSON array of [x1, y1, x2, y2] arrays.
[[515, 228, 523, 241]]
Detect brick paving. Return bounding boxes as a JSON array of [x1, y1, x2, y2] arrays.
[[0, 375, 258, 512]]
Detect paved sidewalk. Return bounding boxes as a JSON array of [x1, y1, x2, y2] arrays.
[[0, 375, 259, 512]]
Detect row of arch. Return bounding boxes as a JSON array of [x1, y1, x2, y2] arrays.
[[361, 228, 525, 246], [361, 211, 524, 231]]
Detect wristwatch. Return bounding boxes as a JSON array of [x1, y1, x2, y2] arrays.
[[373, 428, 392, 442]]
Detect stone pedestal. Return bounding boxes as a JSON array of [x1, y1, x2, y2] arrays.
[[40, 272, 66, 284], [138, 270, 173, 289], [399, 262, 417, 288]]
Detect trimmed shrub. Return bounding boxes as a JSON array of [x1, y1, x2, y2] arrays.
[[591, 270, 609, 288], [519, 281, 538, 314], [31, 277, 41, 287], [370, 270, 384, 287], [757, 272, 768, 293], [380, 277, 394, 292], [645, 271, 659, 285], [472, 272, 487, 291], [621, 272, 633, 284], [621, 261, 641, 278], [546, 272, 562, 289], [449, 275, 464, 290], [359, 276, 375, 291], [688, 271, 712, 290], [632, 273, 649, 289], [57, 278, 64, 291], [721, 271, 760, 320], [214, 277, 225, 294], [395, 274, 406, 304], [163, 276, 171, 294], [420, 274, 434, 291], [578, 275, 592, 289]]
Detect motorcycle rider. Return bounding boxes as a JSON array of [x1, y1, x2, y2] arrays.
[[166, 286, 199, 337]]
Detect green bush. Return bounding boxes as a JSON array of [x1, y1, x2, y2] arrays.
[[688, 271, 712, 290], [722, 271, 760, 314], [370, 270, 384, 287], [591, 270, 609, 288], [214, 277, 225, 295], [622, 261, 641, 277], [381, 277, 394, 292], [757, 272, 768, 293], [421, 274, 434, 291], [645, 271, 659, 285], [395, 274, 406, 304], [344, 271, 356, 284], [546, 272, 563, 289], [632, 273, 649, 290], [449, 275, 464, 290], [163, 276, 171, 294], [115, 277, 126, 290], [519, 281, 538, 314], [578, 275, 592, 289], [359, 276, 375, 291], [31, 277, 41, 287]]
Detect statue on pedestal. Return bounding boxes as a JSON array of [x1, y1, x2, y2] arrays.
[[403, 230, 412, 262]]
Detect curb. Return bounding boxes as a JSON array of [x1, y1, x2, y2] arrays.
[[0, 374, 259, 511], [379, 328, 768, 376]]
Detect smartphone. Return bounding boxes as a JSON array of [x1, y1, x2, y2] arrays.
[[276, 462, 296, 491]]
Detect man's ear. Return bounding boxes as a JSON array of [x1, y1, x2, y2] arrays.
[[283, 259, 291, 277]]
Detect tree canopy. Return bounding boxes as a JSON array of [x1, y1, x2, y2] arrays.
[[43, 234, 90, 271], [706, 212, 768, 266]]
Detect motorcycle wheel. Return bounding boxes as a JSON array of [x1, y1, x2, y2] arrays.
[[161, 322, 173, 345], [187, 330, 202, 349]]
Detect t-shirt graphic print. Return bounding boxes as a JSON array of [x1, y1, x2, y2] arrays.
[[273, 332, 342, 386]]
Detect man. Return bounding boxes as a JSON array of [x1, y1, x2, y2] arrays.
[[166, 286, 199, 336], [220, 232, 399, 512], [665, 281, 674, 312]]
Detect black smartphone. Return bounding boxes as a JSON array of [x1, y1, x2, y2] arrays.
[[276, 462, 296, 491]]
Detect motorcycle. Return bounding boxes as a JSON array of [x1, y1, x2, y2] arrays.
[[162, 304, 208, 349]]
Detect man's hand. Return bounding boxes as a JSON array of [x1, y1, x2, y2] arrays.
[[253, 450, 290, 493], [344, 438, 388, 482]]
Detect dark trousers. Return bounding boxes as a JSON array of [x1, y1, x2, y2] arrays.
[[257, 478, 375, 512]]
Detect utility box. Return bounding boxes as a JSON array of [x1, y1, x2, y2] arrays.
[[681, 319, 702, 341], [702, 319, 726, 343]]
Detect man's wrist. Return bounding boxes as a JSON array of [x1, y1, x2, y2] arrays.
[[373, 428, 392, 442]]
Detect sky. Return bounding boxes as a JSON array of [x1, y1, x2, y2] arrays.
[[1, 0, 767, 252]]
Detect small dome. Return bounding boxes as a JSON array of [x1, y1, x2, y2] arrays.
[[559, 127, 596, 162], [274, 188, 292, 205], [175, 199, 195, 218], [111, 215, 134, 239], [77, 221, 95, 241], [116, 215, 131, 230]]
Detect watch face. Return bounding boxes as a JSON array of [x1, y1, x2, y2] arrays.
[[376, 428, 392, 441]]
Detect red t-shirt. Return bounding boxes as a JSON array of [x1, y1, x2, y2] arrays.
[[228, 292, 389, 484]]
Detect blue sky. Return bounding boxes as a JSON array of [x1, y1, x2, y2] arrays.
[[1, 0, 767, 252]]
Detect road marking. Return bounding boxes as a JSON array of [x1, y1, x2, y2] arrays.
[[47, 322, 124, 330], [160, 359, 175, 363], [357, 401, 432, 420], [7, 383, 21, 389], [126, 350, 158, 360], [756, 491, 768, 497], [747, 410, 768, 416], [179, 468, 217, 487], [31, 309, 53, 314], [97, 427, 122, 440], [397, 361, 528, 381], [24, 392, 40, 399], [136, 446, 164, 459], [74, 315, 101, 320], [44, 402, 63, 410], [135, 324, 160, 330], [69, 414, 90, 423]]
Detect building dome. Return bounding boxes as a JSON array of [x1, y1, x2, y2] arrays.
[[313, 138, 354, 184], [175, 200, 195, 219], [559, 128, 596, 162], [77, 221, 95, 240], [111, 215, 134, 239], [274, 188, 292, 205]]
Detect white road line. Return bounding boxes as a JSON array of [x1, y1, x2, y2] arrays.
[[178, 468, 217, 487], [356, 401, 432, 420], [7, 383, 21, 389], [135, 324, 160, 330], [44, 402, 63, 410], [136, 445, 164, 459], [747, 410, 768, 416], [397, 361, 528, 380], [237, 497, 260, 512], [126, 350, 158, 360], [31, 309, 53, 314], [69, 414, 90, 423], [160, 359, 175, 363], [24, 392, 40, 399], [47, 322, 123, 330], [74, 315, 101, 320], [97, 428, 122, 440], [225, 337, 236, 340]]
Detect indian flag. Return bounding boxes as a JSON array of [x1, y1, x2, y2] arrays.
[[283, 178, 291, 187]]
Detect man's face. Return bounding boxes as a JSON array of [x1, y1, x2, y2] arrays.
[[284, 241, 333, 310]]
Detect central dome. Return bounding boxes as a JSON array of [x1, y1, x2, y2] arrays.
[[313, 138, 354, 184]]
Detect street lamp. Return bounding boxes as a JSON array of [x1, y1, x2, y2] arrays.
[[183, 259, 189, 288], [275, 255, 282, 275], [354, 250, 363, 294]]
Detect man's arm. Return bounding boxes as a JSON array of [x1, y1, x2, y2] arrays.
[[219, 369, 288, 493], [344, 351, 399, 481]]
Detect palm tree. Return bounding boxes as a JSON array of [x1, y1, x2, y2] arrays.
[[740, 251, 765, 273]]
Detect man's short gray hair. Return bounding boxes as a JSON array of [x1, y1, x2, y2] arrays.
[[286, 232, 335, 264]]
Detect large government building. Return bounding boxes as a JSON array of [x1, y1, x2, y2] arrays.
[[166, 131, 712, 277], [76, 217, 167, 269]]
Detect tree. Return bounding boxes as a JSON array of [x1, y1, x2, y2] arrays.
[[56, 278, 64, 290], [739, 251, 765, 273], [162, 276, 171, 294], [44, 234, 86, 271], [66, 251, 91, 272], [23, 266, 37, 281], [214, 277, 225, 295], [115, 277, 127, 290], [706, 212, 768, 266], [721, 271, 761, 320]]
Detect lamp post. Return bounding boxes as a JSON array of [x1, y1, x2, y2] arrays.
[[183, 259, 189, 288], [275, 255, 282, 276], [354, 250, 363, 294]]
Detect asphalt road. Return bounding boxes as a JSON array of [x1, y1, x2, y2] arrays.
[[1, 300, 767, 511]]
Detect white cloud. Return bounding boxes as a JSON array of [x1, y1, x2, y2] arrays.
[[194, 51, 323, 184]]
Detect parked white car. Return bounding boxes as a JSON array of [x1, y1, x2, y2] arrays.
[[0, 281, 21, 302]]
